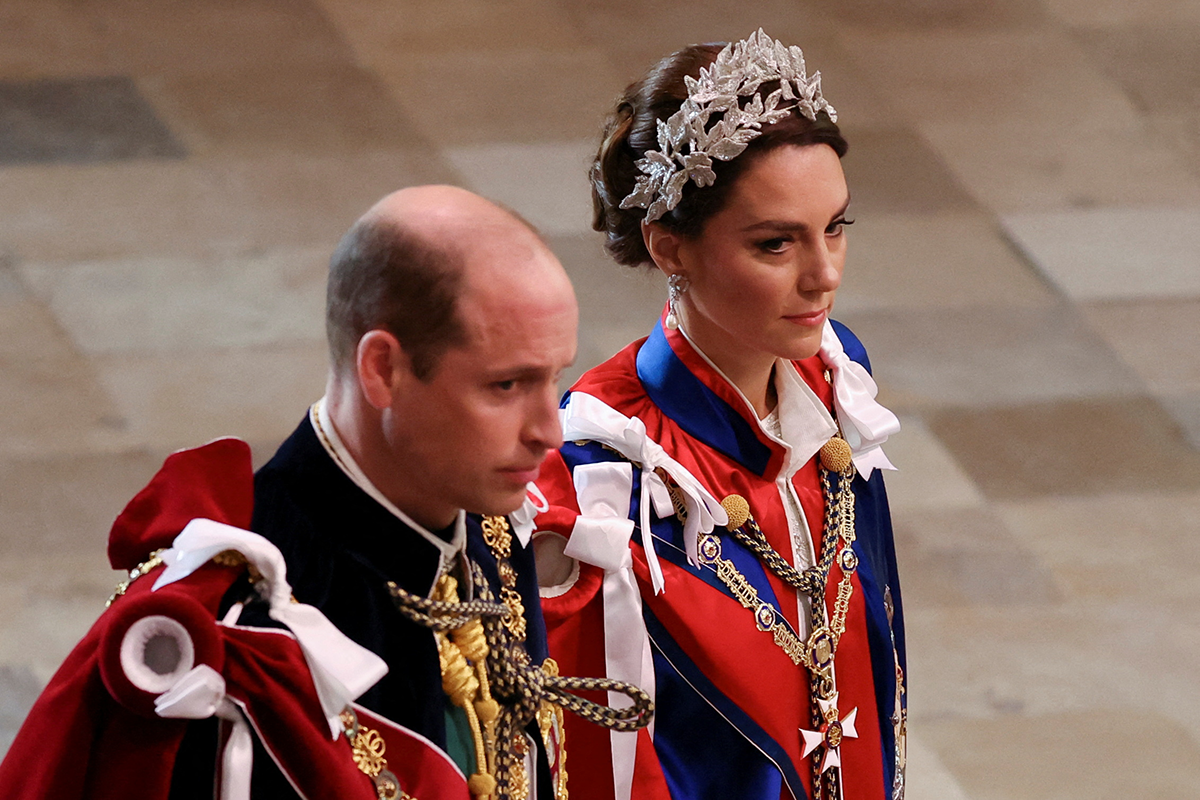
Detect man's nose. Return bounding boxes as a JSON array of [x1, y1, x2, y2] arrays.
[[526, 385, 564, 453]]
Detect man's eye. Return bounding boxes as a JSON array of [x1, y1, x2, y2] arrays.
[[493, 380, 517, 391]]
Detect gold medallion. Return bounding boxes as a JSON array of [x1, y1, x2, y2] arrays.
[[698, 534, 722, 564], [808, 627, 834, 669], [825, 720, 843, 748]]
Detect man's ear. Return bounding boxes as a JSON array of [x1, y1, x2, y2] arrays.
[[355, 329, 410, 410], [643, 221, 686, 277]]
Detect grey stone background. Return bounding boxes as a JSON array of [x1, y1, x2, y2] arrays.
[[1, 1, 1199, 796]]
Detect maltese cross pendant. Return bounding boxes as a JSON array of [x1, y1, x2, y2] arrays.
[[800, 695, 859, 775]]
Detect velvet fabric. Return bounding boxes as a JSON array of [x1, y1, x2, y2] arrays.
[[0, 439, 404, 800], [248, 416, 555, 795]]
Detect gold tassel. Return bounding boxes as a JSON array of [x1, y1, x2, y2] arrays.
[[436, 575, 498, 799]]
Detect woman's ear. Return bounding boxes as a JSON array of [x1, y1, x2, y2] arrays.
[[643, 222, 686, 276]]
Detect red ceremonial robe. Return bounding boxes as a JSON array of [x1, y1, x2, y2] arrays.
[[0, 438, 468, 800], [535, 317, 907, 800]]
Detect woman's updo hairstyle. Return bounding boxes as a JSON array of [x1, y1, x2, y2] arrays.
[[591, 42, 848, 267]]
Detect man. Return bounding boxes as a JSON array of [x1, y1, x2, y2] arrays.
[[244, 185, 581, 796], [0, 186, 641, 799]]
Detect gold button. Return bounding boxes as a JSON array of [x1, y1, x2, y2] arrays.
[[819, 436, 852, 472], [720, 494, 751, 530]]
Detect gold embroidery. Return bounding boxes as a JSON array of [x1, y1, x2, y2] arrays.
[[500, 587, 527, 640], [340, 707, 415, 800], [484, 515, 527, 641], [507, 758, 530, 800], [351, 728, 387, 777], [481, 515, 509, 554]]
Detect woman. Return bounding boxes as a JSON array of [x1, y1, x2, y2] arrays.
[[532, 31, 906, 800]]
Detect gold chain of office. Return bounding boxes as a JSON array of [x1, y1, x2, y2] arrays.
[[312, 402, 651, 799], [388, 515, 652, 800], [681, 433, 859, 800]]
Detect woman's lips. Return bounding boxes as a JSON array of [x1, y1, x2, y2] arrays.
[[783, 308, 828, 327]]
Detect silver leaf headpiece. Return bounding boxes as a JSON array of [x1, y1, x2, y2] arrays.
[[620, 29, 837, 223]]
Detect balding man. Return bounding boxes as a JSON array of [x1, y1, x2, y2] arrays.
[[317, 185, 576, 534], [242, 186, 579, 796], [0, 186, 647, 800]]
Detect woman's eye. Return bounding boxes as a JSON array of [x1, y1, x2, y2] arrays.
[[758, 237, 790, 253], [827, 218, 855, 236]]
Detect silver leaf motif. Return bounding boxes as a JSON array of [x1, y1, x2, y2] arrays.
[[709, 136, 753, 161], [623, 29, 838, 222]]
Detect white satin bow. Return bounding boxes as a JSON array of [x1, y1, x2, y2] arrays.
[[154, 518, 388, 738], [154, 665, 253, 800], [561, 392, 728, 593], [557, 395, 727, 800], [561, 462, 654, 800], [819, 322, 901, 478], [510, 483, 549, 548]]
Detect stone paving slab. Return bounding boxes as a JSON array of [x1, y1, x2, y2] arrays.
[[1, 0, 1199, 791]]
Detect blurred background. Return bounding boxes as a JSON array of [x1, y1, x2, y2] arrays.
[[1, 0, 1199, 796]]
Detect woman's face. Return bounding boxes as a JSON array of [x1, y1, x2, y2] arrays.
[[659, 143, 850, 378]]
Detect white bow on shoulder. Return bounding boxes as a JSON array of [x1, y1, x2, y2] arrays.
[[560, 392, 728, 592], [819, 322, 901, 478]]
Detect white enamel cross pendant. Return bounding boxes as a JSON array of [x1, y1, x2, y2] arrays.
[[800, 694, 859, 775]]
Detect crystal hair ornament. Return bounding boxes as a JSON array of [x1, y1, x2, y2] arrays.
[[620, 29, 837, 223]]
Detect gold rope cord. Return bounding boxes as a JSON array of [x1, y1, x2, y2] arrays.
[[389, 516, 652, 800]]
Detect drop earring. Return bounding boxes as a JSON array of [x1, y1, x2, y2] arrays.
[[665, 273, 690, 331]]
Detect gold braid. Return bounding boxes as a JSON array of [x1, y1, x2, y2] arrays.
[[389, 561, 652, 800]]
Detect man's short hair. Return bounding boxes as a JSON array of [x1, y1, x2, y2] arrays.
[[325, 217, 466, 381]]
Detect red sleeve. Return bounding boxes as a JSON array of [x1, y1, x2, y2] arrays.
[[532, 449, 617, 800], [533, 450, 603, 629]]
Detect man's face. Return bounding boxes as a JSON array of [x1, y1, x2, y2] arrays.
[[381, 246, 577, 529]]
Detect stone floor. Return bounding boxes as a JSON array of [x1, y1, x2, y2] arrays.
[[2, 1, 1199, 795]]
